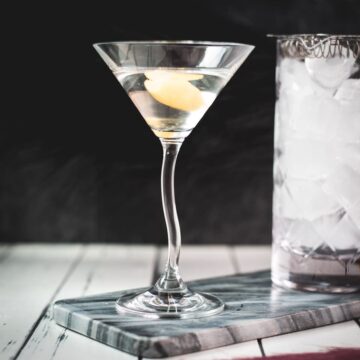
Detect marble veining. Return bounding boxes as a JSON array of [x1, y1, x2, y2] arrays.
[[53, 270, 360, 358]]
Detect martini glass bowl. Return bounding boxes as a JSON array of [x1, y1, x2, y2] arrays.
[[94, 41, 254, 319]]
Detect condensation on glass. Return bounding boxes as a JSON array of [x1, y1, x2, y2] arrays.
[[271, 34, 360, 293]]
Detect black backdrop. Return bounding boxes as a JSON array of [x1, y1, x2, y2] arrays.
[[2, 0, 359, 244]]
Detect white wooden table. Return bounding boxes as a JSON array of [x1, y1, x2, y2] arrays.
[[0, 244, 359, 360]]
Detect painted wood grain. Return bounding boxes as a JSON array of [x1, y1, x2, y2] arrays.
[[263, 320, 360, 355], [0, 245, 12, 263], [0, 244, 83, 359], [17, 245, 156, 360], [233, 245, 272, 273]]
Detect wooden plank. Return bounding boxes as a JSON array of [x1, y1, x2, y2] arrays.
[[233, 245, 272, 273], [144, 245, 263, 360], [0, 244, 83, 360], [263, 321, 360, 355], [0, 245, 12, 263], [17, 245, 156, 360]]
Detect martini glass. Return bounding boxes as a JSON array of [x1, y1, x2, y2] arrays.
[[94, 41, 254, 319]]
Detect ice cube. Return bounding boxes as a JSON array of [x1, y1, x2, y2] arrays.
[[305, 45, 356, 89], [290, 94, 343, 140], [333, 110, 360, 144], [279, 59, 309, 93], [279, 178, 341, 221], [311, 208, 346, 240], [326, 214, 360, 250], [274, 94, 299, 148], [279, 58, 329, 95], [335, 79, 360, 104], [272, 215, 293, 244], [278, 60, 359, 144], [274, 181, 301, 219], [282, 137, 335, 179], [289, 92, 360, 143], [337, 143, 360, 174], [322, 160, 360, 211], [333, 79, 360, 143], [348, 201, 360, 231], [284, 219, 323, 252], [277, 59, 335, 144]]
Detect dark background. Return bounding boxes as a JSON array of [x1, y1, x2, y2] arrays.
[[2, 0, 359, 244]]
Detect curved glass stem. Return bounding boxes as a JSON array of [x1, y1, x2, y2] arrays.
[[155, 139, 186, 293], [115, 137, 225, 318]]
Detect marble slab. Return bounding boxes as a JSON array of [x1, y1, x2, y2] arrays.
[[53, 270, 360, 358]]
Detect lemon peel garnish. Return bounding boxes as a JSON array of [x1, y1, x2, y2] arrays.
[[144, 71, 204, 111]]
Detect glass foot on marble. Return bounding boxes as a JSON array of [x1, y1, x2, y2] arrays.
[[116, 287, 224, 319]]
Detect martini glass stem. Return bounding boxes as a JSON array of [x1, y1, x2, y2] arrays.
[[156, 139, 186, 293]]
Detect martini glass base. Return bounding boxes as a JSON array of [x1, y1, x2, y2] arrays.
[[115, 287, 224, 319]]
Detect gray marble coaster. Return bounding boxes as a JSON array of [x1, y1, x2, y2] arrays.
[[53, 270, 360, 358]]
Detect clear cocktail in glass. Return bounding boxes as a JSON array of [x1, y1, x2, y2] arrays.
[[94, 41, 254, 318]]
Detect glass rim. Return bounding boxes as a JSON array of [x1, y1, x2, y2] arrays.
[[93, 40, 254, 48], [267, 33, 360, 40]]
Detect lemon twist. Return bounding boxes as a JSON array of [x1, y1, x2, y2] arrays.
[[144, 70, 204, 112]]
